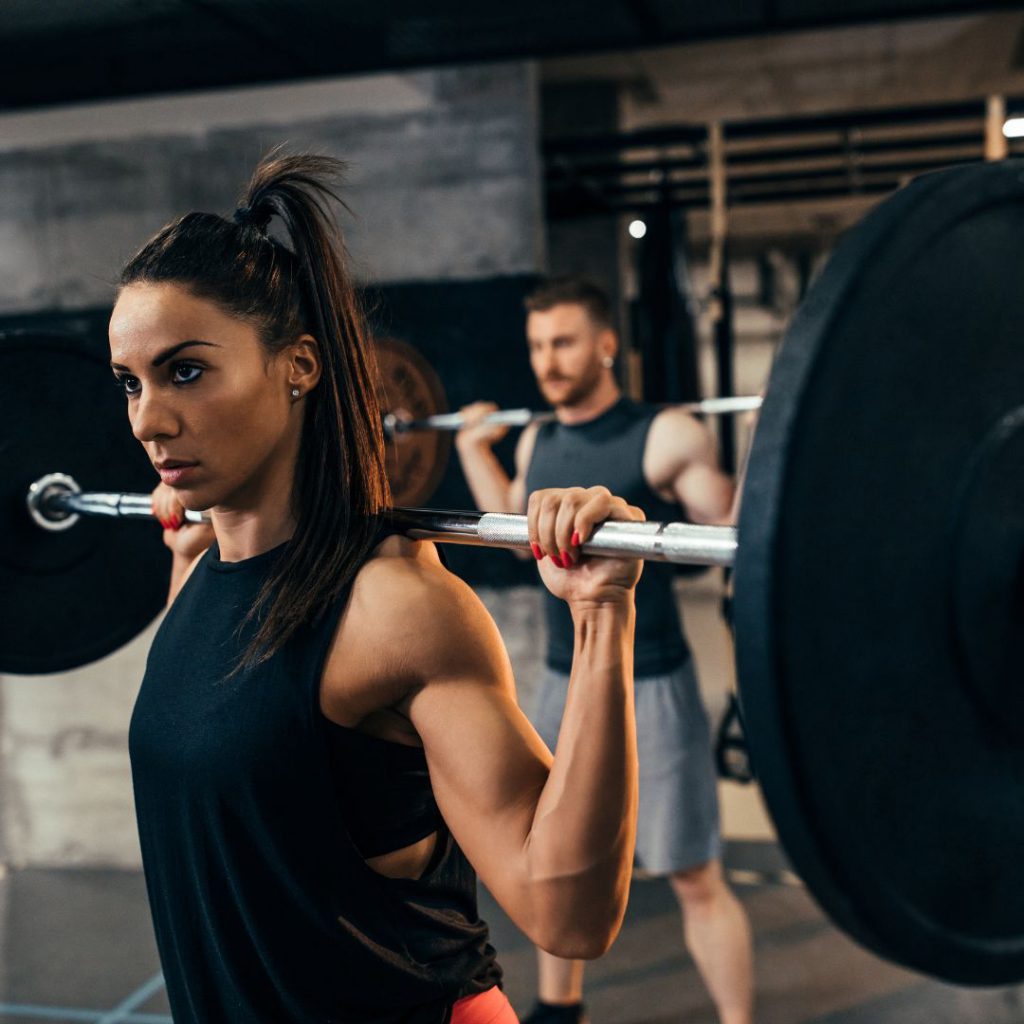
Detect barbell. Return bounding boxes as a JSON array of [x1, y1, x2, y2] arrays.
[[382, 394, 763, 437], [2, 161, 1023, 986], [25, 473, 738, 566]]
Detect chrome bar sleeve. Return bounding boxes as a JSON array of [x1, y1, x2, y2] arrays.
[[60, 492, 206, 523], [388, 509, 736, 567]]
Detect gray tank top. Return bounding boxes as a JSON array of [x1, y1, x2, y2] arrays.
[[524, 398, 690, 676]]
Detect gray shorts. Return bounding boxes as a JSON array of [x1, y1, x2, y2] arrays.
[[532, 660, 721, 876]]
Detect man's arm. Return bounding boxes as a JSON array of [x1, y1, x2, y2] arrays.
[[455, 401, 539, 513], [643, 408, 735, 524]]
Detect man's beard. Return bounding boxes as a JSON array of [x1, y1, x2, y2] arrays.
[[541, 363, 604, 409]]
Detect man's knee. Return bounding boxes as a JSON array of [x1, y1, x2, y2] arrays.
[[669, 859, 724, 908]]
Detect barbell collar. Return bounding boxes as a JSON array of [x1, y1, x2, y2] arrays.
[[27, 476, 737, 568]]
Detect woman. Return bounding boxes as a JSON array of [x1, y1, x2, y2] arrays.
[[113, 153, 643, 1024]]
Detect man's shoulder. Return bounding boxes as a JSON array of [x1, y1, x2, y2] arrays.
[[646, 405, 708, 452], [515, 417, 544, 472], [643, 406, 715, 488]]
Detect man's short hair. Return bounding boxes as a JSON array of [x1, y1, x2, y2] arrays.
[[524, 275, 614, 331]]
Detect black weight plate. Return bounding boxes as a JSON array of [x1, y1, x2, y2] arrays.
[[0, 331, 169, 674], [734, 161, 1024, 985]]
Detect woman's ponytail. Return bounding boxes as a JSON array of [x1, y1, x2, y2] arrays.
[[121, 151, 391, 671]]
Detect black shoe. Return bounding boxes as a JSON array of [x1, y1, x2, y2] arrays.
[[520, 1001, 588, 1024]]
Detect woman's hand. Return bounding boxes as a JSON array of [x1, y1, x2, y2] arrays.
[[527, 486, 644, 607], [151, 483, 214, 561]]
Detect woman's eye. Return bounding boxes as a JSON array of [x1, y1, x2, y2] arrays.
[[172, 363, 204, 385], [115, 374, 141, 397]]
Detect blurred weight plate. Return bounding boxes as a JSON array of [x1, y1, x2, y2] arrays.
[[0, 331, 169, 675], [734, 160, 1024, 984], [375, 337, 451, 507]]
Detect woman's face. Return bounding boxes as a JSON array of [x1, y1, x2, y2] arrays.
[[109, 282, 311, 512]]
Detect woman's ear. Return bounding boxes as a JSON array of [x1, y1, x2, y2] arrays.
[[286, 334, 322, 398]]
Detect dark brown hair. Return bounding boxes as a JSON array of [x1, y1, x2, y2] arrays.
[[524, 275, 614, 330], [120, 152, 390, 671]]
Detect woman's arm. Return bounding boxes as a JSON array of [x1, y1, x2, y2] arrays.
[[328, 488, 642, 959]]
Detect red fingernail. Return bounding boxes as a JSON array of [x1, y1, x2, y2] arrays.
[[571, 530, 580, 547], [531, 542, 543, 560], [560, 550, 572, 568], [549, 554, 562, 567], [172, 516, 182, 530], [159, 518, 169, 529]]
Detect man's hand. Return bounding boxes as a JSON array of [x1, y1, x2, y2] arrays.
[[455, 401, 510, 450]]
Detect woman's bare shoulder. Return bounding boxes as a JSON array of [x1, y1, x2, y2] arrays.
[[351, 537, 496, 655], [322, 536, 508, 722], [353, 534, 450, 599]]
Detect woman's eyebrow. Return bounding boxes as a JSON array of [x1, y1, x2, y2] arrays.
[[110, 340, 220, 371]]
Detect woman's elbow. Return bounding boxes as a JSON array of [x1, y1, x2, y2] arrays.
[[530, 896, 626, 959], [521, 856, 631, 958], [534, 921, 619, 960]]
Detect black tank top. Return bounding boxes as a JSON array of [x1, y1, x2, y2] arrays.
[[525, 398, 690, 676], [129, 534, 500, 1023]]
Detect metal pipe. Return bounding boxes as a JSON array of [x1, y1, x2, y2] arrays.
[[28, 475, 737, 568], [384, 395, 762, 437]]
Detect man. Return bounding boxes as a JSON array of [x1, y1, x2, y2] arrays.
[[455, 276, 754, 1024]]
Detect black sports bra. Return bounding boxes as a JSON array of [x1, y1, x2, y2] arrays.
[[324, 720, 441, 858]]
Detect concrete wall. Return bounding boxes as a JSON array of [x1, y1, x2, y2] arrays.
[[0, 62, 544, 868], [0, 622, 162, 869], [0, 63, 543, 314]]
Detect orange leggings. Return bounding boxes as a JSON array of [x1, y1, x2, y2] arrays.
[[450, 986, 519, 1024]]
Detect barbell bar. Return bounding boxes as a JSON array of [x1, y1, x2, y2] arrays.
[[26, 472, 738, 568], [383, 394, 763, 437]]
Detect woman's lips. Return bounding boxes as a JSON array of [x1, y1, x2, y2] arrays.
[[157, 463, 199, 485]]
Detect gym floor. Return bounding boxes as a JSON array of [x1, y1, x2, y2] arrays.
[[1, 848, 1023, 1024]]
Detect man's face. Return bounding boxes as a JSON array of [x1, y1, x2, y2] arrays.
[[526, 303, 614, 408]]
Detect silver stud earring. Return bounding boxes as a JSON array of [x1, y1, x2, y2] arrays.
[[602, 356, 614, 369], [291, 388, 300, 398]]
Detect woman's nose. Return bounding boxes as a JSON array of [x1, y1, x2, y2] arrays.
[[131, 387, 178, 444]]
